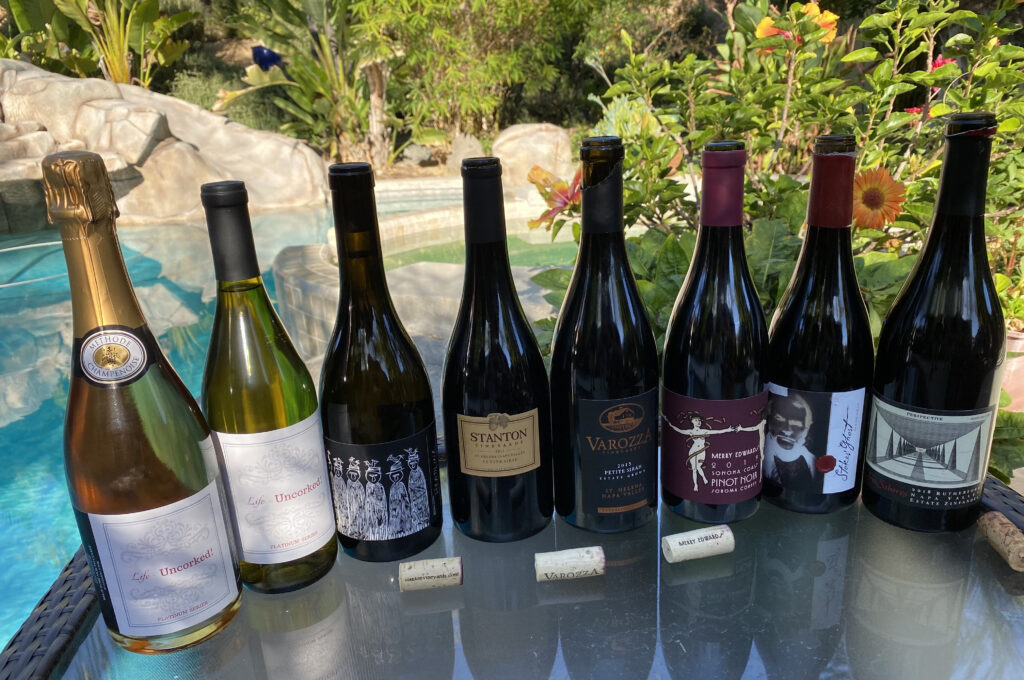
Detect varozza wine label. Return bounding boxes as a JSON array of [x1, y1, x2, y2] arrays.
[[457, 409, 541, 477], [75, 325, 152, 387]]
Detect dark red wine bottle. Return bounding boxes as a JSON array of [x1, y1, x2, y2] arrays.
[[764, 135, 874, 514], [319, 163, 443, 561], [442, 157, 554, 541], [661, 141, 768, 524], [863, 112, 1005, 532], [550, 136, 659, 533]]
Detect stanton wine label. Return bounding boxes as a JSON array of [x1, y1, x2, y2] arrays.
[[75, 326, 153, 387], [457, 409, 541, 477], [662, 391, 768, 504], [74, 479, 239, 638], [764, 384, 863, 495], [325, 424, 440, 542], [864, 396, 995, 510], [214, 412, 335, 565], [576, 389, 657, 515]]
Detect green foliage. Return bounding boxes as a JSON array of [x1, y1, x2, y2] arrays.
[[1, 0, 97, 76]]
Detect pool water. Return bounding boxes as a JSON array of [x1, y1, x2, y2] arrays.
[[0, 208, 576, 649]]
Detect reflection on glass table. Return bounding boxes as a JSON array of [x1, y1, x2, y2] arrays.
[[59, 500, 1024, 680]]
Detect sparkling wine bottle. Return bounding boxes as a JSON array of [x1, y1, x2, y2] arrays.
[[442, 157, 554, 541], [863, 112, 1005, 532], [661, 141, 768, 524], [764, 135, 874, 513], [44, 151, 241, 653], [550, 136, 659, 532], [319, 162, 443, 561], [200, 181, 337, 592]]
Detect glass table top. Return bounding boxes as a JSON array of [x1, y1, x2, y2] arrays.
[[57, 499, 1024, 680]]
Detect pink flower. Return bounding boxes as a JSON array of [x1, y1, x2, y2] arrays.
[[528, 166, 582, 231], [930, 56, 956, 71]]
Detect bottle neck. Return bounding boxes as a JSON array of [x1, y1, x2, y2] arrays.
[[206, 204, 260, 283], [60, 218, 146, 337], [700, 158, 744, 228], [331, 181, 391, 305], [793, 225, 857, 287], [692, 224, 748, 271], [934, 135, 991, 219], [581, 158, 623, 234]]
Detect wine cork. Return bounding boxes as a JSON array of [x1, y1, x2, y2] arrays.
[[535, 547, 606, 582], [398, 557, 463, 592], [978, 511, 1024, 572], [661, 525, 735, 564]]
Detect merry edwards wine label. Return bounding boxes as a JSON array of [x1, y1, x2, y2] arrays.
[[457, 409, 541, 477], [765, 384, 864, 495], [577, 389, 657, 515], [661, 390, 768, 504], [215, 411, 336, 564], [864, 395, 996, 509], [75, 479, 239, 638], [325, 423, 441, 542]]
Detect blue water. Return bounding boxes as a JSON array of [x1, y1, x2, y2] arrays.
[[0, 207, 333, 649]]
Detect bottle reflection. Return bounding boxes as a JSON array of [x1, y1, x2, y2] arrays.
[[753, 503, 855, 680], [846, 510, 971, 680], [455, 524, 558, 679], [659, 511, 757, 680], [339, 539, 456, 679], [552, 519, 657, 680]]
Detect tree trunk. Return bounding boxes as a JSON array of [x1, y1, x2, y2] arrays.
[[365, 61, 390, 169]]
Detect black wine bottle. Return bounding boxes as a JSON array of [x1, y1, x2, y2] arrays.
[[551, 136, 659, 532], [442, 157, 554, 542], [661, 141, 769, 524], [764, 135, 874, 514], [319, 162, 443, 561], [862, 113, 1005, 532]]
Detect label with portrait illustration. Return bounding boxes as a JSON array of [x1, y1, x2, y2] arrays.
[[74, 325, 153, 387], [864, 395, 995, 509], [661, 390, 768, 504], [457, 409, 541, 478], [216, 411, 336, 564], [75, 479, 239, 638], [765, 384, 864, 495], [577, 389, 657, 515], [325, 424, 441, 542]]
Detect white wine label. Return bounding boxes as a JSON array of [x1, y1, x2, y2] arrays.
[[864, 395, 996, 509], [78, 480, 239, 638], [457, 409, 541, 477], [765, 384, 864, 495], [79, 328, 148, 385], [216, 412, 336, 564]]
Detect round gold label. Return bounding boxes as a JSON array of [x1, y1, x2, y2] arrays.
[[80, 330, 147, 384]]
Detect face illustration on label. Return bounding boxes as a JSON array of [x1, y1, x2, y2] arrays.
[[80, 330, 148, 384], [769, 394, 811, 452]]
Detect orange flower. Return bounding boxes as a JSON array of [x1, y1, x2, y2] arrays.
[[802, 3, 839, 44], [852, 167, 906, 229], [755, 16, 791, 40], [528, 165, 581, 231]]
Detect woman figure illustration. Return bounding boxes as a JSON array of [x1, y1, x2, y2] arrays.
[[386, 454, 413, 537], [665, 411, 735, 492], [362, 460, 387, 540], [342, 457, 366, 538], [405, 448, 430, 530]]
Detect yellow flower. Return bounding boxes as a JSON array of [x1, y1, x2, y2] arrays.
[[802, 3, 839, 44], [852, 167, 906, 230]]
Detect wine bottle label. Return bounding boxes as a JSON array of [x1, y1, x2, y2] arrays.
[[74, 479, 239, 638], [74, 326, 153, 387], [661, 390, 768, 504], [215, 412, 336, 565], [764, 384, 864, 495], [457, 409, 542, 477], [325, 423, 441, 542], [863, 395, 996, 509], [576, 389, 657, 515]]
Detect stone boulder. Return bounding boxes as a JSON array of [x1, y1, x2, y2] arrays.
[[491, 123, 573, 186], [446, 133, 484, 173]]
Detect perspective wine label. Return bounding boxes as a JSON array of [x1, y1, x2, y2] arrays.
[[863, 396, 995, 510], [456, 409, 541, 477], [662, 391, 768, 504], [215, 412, 335, 564], [575, 390, 657, 515], [325, 424, 440, 542], [764, 384, 863, 495]]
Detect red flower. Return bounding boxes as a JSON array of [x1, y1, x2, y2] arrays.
[[930, 56, 956, 71], [904, 106, 923, 114]]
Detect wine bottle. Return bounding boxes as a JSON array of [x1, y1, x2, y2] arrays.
[[200, 181, 337, 592], [320, 162, 443, 561], [550, 136, 659, 532], [442, 157, 554, 541], [863, 112, 1005, 532], [661, 141, 768, 524], [764, 135, 874, 513], [44, 151, 241, 653]]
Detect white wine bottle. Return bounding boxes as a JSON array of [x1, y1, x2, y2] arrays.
[[44, 151, 241, 653], [200, 181, 337, 592]]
